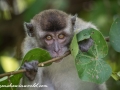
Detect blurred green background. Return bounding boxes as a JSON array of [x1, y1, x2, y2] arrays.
[[0, 0, 120, 90]]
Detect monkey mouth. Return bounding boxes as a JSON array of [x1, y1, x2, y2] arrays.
[[51, 51, 62, 57], [52, 54, 62, 58], [50, 48, 68, 62], [51, 52, 64, 63]]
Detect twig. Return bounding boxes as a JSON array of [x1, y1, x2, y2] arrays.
[[7, 76, 13, 90], [38, 51, 70, 66], [105, 36, 109, 42], [0, 51, 71, 78]]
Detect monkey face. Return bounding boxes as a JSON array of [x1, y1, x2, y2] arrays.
[[24, 9, 76, 60], [39, 30, 73, 58]]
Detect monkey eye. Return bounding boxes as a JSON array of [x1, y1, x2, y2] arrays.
[[46, 35, 52, 40], [58, 34, 65, 39]]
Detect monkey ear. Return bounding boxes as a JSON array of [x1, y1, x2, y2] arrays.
[[71, 14, 77, 25], [24, 22, 34, 37]]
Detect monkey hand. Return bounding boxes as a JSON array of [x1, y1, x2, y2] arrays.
[[78, 38, 93, 52], [21, 60, 39, 81]]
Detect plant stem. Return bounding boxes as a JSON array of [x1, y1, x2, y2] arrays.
[[0, 51, 71, 78], [105, 36, 109, 42]]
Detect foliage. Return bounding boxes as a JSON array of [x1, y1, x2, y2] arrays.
[[24, 0, 49, 22], [109, 17, 120, 52], [22, 48, 52, 66], [0, 0, 120, 90], [0, 17, 120, 89], [70, 28, 111, 84], [0, 48, 51, 90]]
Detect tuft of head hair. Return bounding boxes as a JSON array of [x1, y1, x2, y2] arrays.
[[32, 9, 69, 32]]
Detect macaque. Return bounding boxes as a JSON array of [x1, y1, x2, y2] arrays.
[[18, 9, 107, 90]]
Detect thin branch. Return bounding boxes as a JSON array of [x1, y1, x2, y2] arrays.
[[105, 36, 109, 42], [0, 36, 109, 78], [0, 51, 71, 78], [38, 51, 70, 66], [7, 76, 13, 90]]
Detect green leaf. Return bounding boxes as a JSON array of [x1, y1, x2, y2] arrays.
[[75, 50, 111, 84], [91, 30, 108, 58], [117, 71, 120, 77], [109, 17, 120, 52], [0, 73, 22, 90], [74, 28, 111, 84], [111, 72, 120, 81], [77, 28, 108, 58], [70, 34, 79, 58], [22, 48, 52, 66], [0, 48, 52, 90], [77, 29, 91, 41]]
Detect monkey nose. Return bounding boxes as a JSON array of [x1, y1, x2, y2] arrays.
[[54, 45, 61, 54], [54, 49, 60, 54]]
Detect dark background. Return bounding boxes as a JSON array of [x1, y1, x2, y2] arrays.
[[0, 0, 120, 90]]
